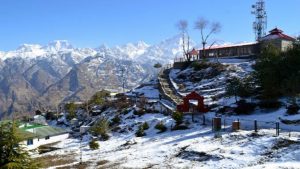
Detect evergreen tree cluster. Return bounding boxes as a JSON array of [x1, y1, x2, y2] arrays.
[[254, 44, 300, 101], [225, 76, 255, 103], [88, 90, 110, 106], [65, 102, 77, 120]]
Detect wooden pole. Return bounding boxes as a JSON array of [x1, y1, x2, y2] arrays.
[[254, 120, 258, 133], [223, 118, 226, 131], [276, 122, 280, 136]]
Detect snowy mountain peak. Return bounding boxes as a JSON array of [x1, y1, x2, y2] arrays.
[[17, 44, 43, 52], [45, 40, 73, 51], [135, 41, 150, 48]]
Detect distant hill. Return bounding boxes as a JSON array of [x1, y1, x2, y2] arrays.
[[0, 36, 186, 117]]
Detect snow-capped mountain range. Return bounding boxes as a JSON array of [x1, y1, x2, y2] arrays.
[[0, 35, 188, 117]]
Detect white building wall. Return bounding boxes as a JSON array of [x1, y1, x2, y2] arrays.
[[21, 133, 69, 150]]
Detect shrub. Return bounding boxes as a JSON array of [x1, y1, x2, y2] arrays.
[[135, 125, 146, 137], [142, 122, 149, 130], [172, 125, 189, 131], [154, 63, 162, 68], [258, 100, 282, 109], [89, 139, 99, 150], [90, 118, 110, 140], [89, 90, 110, 105], [234, 100, 256, 115], [133, 109, 145, 116], [111, 115, 121, 125], [65, 102, 77, 120], [191, 62, 210, 71], [100, 133, 110, 141], [155, 121, 167, 133], [121, 109, 130, 115], [172, 111, 184, 125], [286, 104, 300, 115], [45, 111, 57, 120]]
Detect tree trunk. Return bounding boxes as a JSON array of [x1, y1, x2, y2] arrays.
[[202, 42, 206, 59]]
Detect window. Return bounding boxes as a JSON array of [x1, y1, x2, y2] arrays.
[[45, 136, 50, 140], [27, 139, 33, 145]]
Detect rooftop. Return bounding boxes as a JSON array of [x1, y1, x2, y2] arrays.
[[260, 28, 296, 41], [20, 125, 68, 138]]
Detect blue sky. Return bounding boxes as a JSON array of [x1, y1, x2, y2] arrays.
[[0, 0, 299, 51]]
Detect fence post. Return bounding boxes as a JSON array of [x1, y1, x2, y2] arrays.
[[192, 113, 194, 122], [254, 120, 258, 133], [202, 114, 206, 125], [213, 117, 222, 132], [223, 118, 226, 131], [211, 118, 214, 131], [276, 122, 280, 136]]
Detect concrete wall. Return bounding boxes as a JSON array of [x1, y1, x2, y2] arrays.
[[261, 39, 294, 52], [282, 40, 293, 51], [21, 133, 69, 150]]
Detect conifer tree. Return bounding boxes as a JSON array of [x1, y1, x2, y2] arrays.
[[0, 121, 39, 169]]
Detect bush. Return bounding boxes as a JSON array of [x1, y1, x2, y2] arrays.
[[155, 121, 167, 133], [133, 109, 145, 116], [111, 115, 121, 125], [234, 100, 256, 115], [172, 111, 184, 125], [191, 62, 210, 71], [154, 63, 162, 68], [258, 100, 282, 109], [89, 90, 110, 105], [286, 104, 300, 115], [121, 109, 130, 115], [135, 125, 146, 137], [65, 102, 77, 120], [172, 125, 189, 131], [100, 133, 110, 141], [142, 122, 149, 130], [90, 118, 110, 140], [89, 139, 99, 150], [45, 111, 57, 120]]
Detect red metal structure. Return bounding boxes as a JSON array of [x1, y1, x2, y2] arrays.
[[177, 91, 209, 113]]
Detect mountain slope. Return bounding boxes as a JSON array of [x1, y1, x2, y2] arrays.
[[0, 36, 185, 117]]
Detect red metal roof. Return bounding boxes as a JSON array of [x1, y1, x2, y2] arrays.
[[198, 42, 258, 51], [188, 48, 199, 55], [261, 28, 295, 41]]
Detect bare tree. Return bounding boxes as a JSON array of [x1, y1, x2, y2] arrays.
[[195, 18, 221, 59], [176, 20, 191, 61]]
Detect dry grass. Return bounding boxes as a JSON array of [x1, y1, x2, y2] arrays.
[[97, 162, 122, 169], [56, 162, 89, 169], [34, 154, 77, 168], [96, 160, 109, 166]]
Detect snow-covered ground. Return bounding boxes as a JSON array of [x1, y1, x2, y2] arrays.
[[36, 111, 300, 169], [35, 58, 300, 169]]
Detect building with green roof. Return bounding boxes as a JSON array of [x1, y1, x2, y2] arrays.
[[19, 123, 69, 150]]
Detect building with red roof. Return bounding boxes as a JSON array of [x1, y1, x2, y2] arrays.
[[175, 27, 296, 64], [260, 28, 296, 51]]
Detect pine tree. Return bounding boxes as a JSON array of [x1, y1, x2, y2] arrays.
[[65, 102, 77, 120], [0, 121, 39, 169], [225, 77, 241, 103]]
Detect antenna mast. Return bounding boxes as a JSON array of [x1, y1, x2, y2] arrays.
[[251, 0, 267, 41]]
